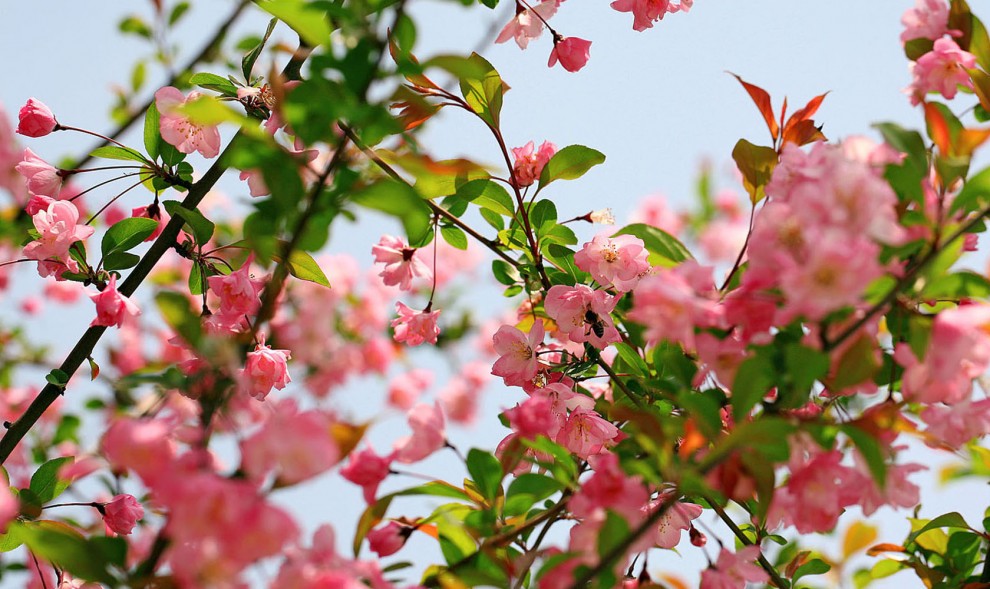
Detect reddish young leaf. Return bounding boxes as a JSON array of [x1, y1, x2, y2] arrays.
[[782, 92, 828, 145], [924, 102, 953, 155], [729, 72, 779, 142]]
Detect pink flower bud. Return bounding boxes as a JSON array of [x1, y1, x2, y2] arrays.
[[89, 275, 141, 328], [16, 98, 58, 137], [367, 521, 410, 557], [242, 339, 292, 400], [15, 148, 61, 197], [548, 36, 592, 73], [102, 494, 143, 535]]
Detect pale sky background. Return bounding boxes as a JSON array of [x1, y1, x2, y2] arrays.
[[0, 1, 987, 588]]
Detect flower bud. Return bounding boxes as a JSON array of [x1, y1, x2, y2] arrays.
[[16, 98, 57, 137]]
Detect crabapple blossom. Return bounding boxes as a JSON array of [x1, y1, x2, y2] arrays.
[[387, 368, 433, 410], [628, 262, 721, 351], [646, 497, 704, 549], [700, 545, 769, 589], [544, 284, 620, 348], [240, 399, 339, 485], [101, 418, 177, 487], [391, 301, 440, 346], [511, 140, 557, 187], [491, 321, 545, 386], [921, 398, 990, 448], [901, 0, 954, 42], [102, 494, 143, 536], [574, 234, 650, 292], [496, 1, 558, 49], [610, 0, 692, 31], [16, 148, 61, 197], [504, 394, 557, 439], [23, 200, 95, 277], [548, 36, 592, 72], [16, 98, 57, 137], [372, 234, 432, 290], [154, 86, 222, 158], [0, 485, 17, 533], [908, 38, 976, 105], [569, 452, 648, 521], [533, 381, 596, 438], [242, 339, 292, 400], [557, 407, 619, 460], [206, 257, 264, 320], [340, 446, 395, 504], [88, 274, 140, 328], [394, 402, 446, 463]]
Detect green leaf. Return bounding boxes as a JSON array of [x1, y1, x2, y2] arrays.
[[875, 122, 928, 205], [911, 512, 971, 538], [537, 145, 606, 190], [256, 0, 332, 48], [89, 145, 149, 164], [242, 18, 278, 82], [458, 53, 506, 128], [505, 473, 561, 516], [0, 522, 24, 553], [102, 217, 158, 258], [440, 225, 468, 250], [491, 259, 520, 286], [189, 72, 239, 96], [951, 164, 990, 215], [530, 199, 557, 230], [155, 291, 202, 347], [731, 138, 777, 204], [103, 251, 140, 272], [29, 457, 74, 504], [453, 179, 515, 217], [351, 180, 432, 245], [353, 481, 470, 556], [144, 102, 161, 162], [46, 369, 69, 387], [792, 558, 831, 587], [613, 343, 649, 378], [17, 521, 119, 585], [163, 201, 215, 245], [731, 354, 774, 422], [169, 1, 190, 26], [272, 248, 331, 288], [613, 223, 693, 266], [842, 425, 886, 489], [466, 449, 503, 502]]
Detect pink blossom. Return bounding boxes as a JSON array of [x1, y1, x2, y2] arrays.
[[504, 394, 558, 439], [102, 494, 143, 536], [629, 194, 684, 235], [628, 262, 721, 351], [101, 418, 176, 487], [491, 321, 545, 386], [533, 382, 596, 438], [242, 339, 292, 400], [0, 102, 26, 204], [154, 86, 222, 158], [23, 201, 95, 277], [700, 546, 769, 589], [768, 447, 857, 533], [511, 140, 557, 187], [908, 38, 976, 105], [16, 148, 61, 197], [496, 1, 559, 49], [391, 301, 440, 346], [240, 399, 339, 485], [89, 274, 140, 328], [574, 234, 650, 292], [610, 0, 692, 32], [387, 369, 433, 410], [207, 257, 264, 320], [340, 446, 394, 504], [922, 398, 990, 448], [367, 522, 408, 557], [438, 373, 482, 425], [570, 452, 649, 521], [557, 408, 619, 460], [372, 234, 432, 291], [901, 0, 954, 43], [544, 284, 620, 349], [548, 36, 592, 73], [239, 169, 269, 197], [394, 402, 446, 463], [646, 498, 704, 549], [16, 98, 57, 138]]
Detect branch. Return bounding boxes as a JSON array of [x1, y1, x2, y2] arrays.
[[0, 41, 314, 466]]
